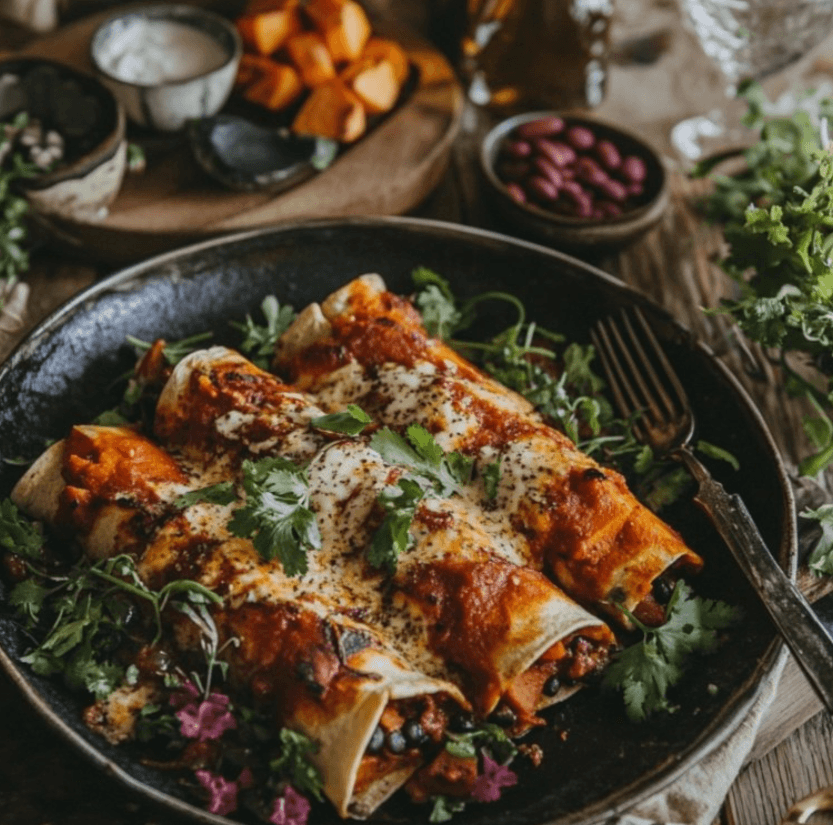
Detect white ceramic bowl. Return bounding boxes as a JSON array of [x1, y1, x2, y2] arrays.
[[90, 4, 242, 132]]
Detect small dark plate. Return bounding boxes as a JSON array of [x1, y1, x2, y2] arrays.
[[0, 218, 793, 825]]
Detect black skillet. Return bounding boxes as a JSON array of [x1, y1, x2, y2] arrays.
[[0, 217, 794, 825]]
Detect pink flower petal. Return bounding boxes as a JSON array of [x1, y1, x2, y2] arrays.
[[195, 769, 239, 816], [175, 695, 237, 741], [169, 680, 201, 709], [470, 753, 518, 803], [270, 786, 312, 825]]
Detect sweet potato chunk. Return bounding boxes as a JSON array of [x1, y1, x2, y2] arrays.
[[242, 62, 304, 111], [341, 57, 399, 114], [292, 79, 366, 142], [286, 31, 338, 86], [362, 36, 409, 85], [305, 0, 372, 63], [236, 3, 302, 55]]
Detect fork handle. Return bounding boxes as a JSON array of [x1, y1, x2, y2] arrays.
[[677, 448, 833, 714]]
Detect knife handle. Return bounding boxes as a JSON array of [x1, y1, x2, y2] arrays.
[[677, 448, 833, 714]]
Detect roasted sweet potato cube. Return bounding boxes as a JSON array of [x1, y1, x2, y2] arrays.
[[236, 3, 302, 55], [305, 0, 371, 63], [362, 36, 409, 85], [285, 31, 338, 86], [341, 57, 399, 114], [292, 79, 366, 142], [242, 62, 304, 111]]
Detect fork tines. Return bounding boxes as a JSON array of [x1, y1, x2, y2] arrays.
[[591, 307, 689, 437]]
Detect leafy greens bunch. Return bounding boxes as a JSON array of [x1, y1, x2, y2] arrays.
[[694, 81, 833, 479]]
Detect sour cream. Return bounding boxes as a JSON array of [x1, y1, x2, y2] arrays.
[[96, 18, 229, 85]]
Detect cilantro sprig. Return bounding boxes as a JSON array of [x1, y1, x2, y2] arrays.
[[311, 404, 373, 436], [229, 456, 321, 576], [230, 295, 296, 369], [602, 581, 743, 721]]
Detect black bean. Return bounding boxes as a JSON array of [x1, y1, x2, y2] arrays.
[[367, 725, 384, 754], [404, 720, 428, 746], [542, 674, 562, 696], [449, 712, 477, 733], [652, 575, 675, 604], [386, 729, 407, 754]]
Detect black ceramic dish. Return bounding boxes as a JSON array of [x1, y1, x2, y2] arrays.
[[0, 218, 793, 825]]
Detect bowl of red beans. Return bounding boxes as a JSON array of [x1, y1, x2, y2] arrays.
[[480, 111, 669, 251]]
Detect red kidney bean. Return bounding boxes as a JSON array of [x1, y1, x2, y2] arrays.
[[532, 156, 564, 188], [626, 182, 644, 198], [505, 182, 527, 204], [516, 116, 565, 139], [621, 155, 647, 183], [595, 200, 623, 218], [535, 139, 576, 167], [595, 139, 622, 170], [504, 139, 532, 158], [574, 156, 609, 188], [526, 175, 559, 203], [566, 125, 595, 151], [598, 178, 628, 202]]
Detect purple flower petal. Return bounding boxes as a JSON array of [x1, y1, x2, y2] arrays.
[[270, 786, 312, 825], [169, 679, 200, 709], [196, 769, 239, 816], [176, 693, 237, 741], [470, 753, 518, 803]]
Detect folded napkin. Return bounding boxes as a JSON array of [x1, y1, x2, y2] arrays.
[[616, 645, 788, 825]]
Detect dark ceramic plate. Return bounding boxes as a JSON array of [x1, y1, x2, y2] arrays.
[[0, 218, 794, 825]]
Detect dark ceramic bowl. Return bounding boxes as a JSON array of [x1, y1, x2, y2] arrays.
[[90, 3, 242, 132], [0, 217, 794, 825], [480, 111, 669, 252], [0, 57, 126, 222]]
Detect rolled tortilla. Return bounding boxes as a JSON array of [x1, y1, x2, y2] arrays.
[[10, 424, 468, 819], [274, 274, 703, 623], [151, 347, 615, 723]]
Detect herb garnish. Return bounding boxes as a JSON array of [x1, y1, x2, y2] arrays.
[[270, 728, 325, 801], [310, 404, 373, 435], [230, 295, 296, 369], [229, 456, 321, 576], [602, 581, 743, 721]]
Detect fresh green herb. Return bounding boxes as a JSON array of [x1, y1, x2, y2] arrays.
[[602, 581, 743, 721], [694, 81, 833, 477], [0, 111, 42, 298], [310, 404, 373, 435], [126, 331, 214, 367], [230, 295, 296, 369], [10, 552, 222, 700], [173, 482, 237, 510], [430, 795, 467, 822], [444, 722, 518, 764], [412, 266, 472, 340], [696, 440, 741, 471], [482, 458, 502, 500], [269, 728, 324, 801], [367, 477, 425, 571], [126, 142, 146, 173], [370, 425, 473, 497], [0, 498, 44, 559], [802, 503, 833, 575], [228, 456, 320, 575]]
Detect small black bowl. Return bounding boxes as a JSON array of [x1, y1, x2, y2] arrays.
[[480, 110, 669, 252]]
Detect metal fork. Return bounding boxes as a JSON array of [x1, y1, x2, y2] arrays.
[[592, 307, 833, 714]]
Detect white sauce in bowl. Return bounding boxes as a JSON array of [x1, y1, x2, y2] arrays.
[[96, 18, 228, 85]]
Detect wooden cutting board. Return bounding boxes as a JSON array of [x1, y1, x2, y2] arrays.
[[20, 10, 464, 264]]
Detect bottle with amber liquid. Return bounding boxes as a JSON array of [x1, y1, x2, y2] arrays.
[[458, 0, 615, 112]]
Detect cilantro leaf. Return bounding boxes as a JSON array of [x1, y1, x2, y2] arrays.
[[803, 504, 833, 575], [9, 578, 50, 626], [173, 482, 237, 510], [229, 456, 320, 575], [430, 796, 467, 822], [310, 404, 372, 435], [602, 581, 743, 721], [412, 266, 471, 340], [231, 295, 296, 369], [0, 498, 44, 559], [445, 722, 518, 764], [270, 728, 324, 801], [482, 458, 502, 500], [126, 331, 214, 366], [367, 477, 424, 571]]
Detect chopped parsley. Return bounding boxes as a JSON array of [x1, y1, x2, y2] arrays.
[[230, 295, 296, 369], [602, 581, 743, 721]]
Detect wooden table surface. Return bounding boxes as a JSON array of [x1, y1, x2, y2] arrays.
[[3, 2, 833, 824]]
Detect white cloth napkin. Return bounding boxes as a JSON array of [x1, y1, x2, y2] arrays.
[[616, 645, 788, 825], [0, 0, 59, 31]]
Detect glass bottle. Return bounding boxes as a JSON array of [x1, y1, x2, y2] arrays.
[[458, 0, 615, 112]]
